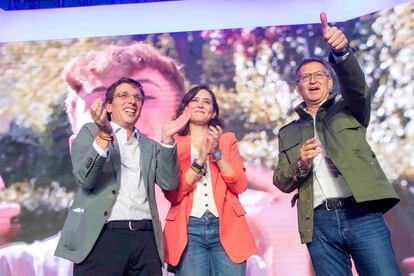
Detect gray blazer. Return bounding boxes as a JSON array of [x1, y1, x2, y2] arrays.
[[55, 123, 179, 264]]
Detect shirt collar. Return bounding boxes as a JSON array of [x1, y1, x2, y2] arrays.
[[110, 122, 140, 141], [295, 92, 337, 119]]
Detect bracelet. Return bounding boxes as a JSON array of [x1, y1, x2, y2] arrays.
[[212, 151, 223, 161], [192, 160, 204, 170], [191, 161, 207, 176], [190, 165, 201, 174], [97, 131, 112, 141]]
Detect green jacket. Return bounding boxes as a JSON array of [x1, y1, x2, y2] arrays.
[[273, 52, 399, 244]]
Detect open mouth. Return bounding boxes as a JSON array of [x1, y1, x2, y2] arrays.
[[309, 86, 320, 91], [124, 107, 137, 116]]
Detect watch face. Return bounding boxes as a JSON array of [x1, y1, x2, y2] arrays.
[[296, 160, 310, 177], [332, 45, 350, 56]]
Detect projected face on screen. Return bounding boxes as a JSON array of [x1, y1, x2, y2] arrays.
[[73, 68, 181, 141], [64, 43, 185, 142]]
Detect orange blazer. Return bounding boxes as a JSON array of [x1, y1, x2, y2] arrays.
[[163, 132, 257, 266]]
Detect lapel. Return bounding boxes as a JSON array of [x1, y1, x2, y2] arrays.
[[110, 133, 153, 192], [109, 136, 121, 187], [208, 147, 220, 193], [323, 93, 345, 123], [138, 135, 153, 188], [177, 135, 196, 210], [176, 134, 192, 170]]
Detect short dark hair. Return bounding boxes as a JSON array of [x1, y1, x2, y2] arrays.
[[105, 77, 145, 104], [105, 77, 145, 121], [175, 85, 224, 136], [295, 57, 330, 82]]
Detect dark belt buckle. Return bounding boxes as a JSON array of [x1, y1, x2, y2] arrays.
[[324, 198, 340, 211]]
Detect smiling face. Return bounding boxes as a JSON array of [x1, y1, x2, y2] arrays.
[[295, 61, 333, 110], [105, 82, 143, 130], [188, 89, 216, 126], [72, 67, 182, 141]]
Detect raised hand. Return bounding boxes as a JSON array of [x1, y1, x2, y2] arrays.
[[185, 134, 208, 183], [320, 12, 348, 53], [208, 125, 223, 154], [161, 106, 193, 144], [299, 138, 322, 170], [90, 99, 112, 135]]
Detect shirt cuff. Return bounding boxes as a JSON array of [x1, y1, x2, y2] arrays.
[[160, 140, 176, 148], [93, 140, 109, 157], [331, 45, 350, 63], [331, 52, 350, 63]]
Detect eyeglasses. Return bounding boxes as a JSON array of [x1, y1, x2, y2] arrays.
[[298, 71, 330, 83], [114, 91, 143, 102]]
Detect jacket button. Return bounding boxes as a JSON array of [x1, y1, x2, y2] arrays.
[[85, 157, 93, 168], [112, 190, 116, 195], [205, 203, 208, 207], [104, 211, 108, 216], [204, 193, 208, 197]]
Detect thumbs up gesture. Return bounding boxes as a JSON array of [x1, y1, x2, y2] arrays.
[[320, 12, 348, 53]]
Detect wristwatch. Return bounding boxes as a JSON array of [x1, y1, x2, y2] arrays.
[[332, 44, 350, 57], [296, 160, 310, 177]]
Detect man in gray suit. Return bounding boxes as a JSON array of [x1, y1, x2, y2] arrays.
[[55, 77, 190, 275]]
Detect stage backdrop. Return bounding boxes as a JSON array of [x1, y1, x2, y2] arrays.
[[0, 2, 413, 275]]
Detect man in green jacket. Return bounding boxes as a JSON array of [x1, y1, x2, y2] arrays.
[[273, 12, 400, 275]]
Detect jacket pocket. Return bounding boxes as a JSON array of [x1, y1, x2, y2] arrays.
[[328, 115, 361, 133], [62, 207, 83, 251], [279, 131, 301, 164], [326, 114, 371, 153], [279, 132, 300, 151], [232, 202, 247, 217]]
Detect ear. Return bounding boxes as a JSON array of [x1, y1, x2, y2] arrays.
[[105, 102, 112, 114], [295, 83, 303, 97], [327, 77, 334, 90]]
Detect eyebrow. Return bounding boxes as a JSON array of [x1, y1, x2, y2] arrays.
[[301, 70, 327, 75], [193, 96, 212, 101], [117, 90, 142, 96], [137, 78, 161, 89]]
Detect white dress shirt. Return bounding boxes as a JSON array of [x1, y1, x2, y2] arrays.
[[189, 145, 219, 218], [93, 122, 152, 221], [310, 114, 353, 208], [312, 50, 354, 207]]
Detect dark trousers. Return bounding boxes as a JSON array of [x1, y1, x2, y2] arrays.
[[74, 222, 161, 276]]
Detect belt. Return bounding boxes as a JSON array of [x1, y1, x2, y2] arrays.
[[104, 220, 153, 231], [315, 197, 356, 211]]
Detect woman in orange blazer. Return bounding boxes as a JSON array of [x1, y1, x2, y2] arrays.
[[163, 85, 256, 275]]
